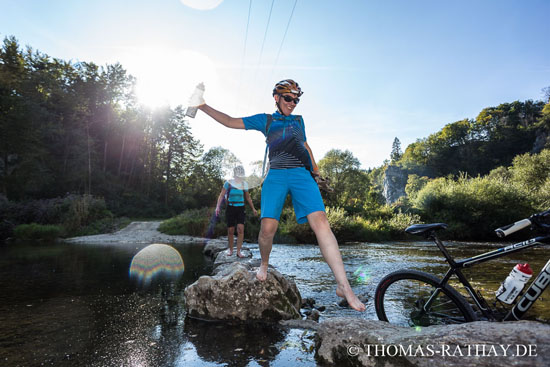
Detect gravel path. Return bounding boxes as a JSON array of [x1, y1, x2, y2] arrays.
[[63, 221, 207, 245]]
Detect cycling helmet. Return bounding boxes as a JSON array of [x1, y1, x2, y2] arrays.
[[272, 79, 303, 96]]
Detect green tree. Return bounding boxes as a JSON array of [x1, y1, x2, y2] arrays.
[[509, 151, 550, 190], [390, 137, 402, 163], [318, 149, 373, 213], [154, 106, 202, 206], [0, 36, 52, 198], [405, 174, 429, 200]]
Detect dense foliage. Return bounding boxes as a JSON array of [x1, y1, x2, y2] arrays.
[[2, 35, 550, 242], [400, 100, 547, 177], [0, 36, 223, 216], [0, 36, 229, 238]]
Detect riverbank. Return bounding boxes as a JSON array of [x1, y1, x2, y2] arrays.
[[63, 221, 206, 245]]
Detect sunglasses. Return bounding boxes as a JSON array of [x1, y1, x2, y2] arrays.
[[280, 94, 300, 104]]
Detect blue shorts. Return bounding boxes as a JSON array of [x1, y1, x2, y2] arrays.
[[261, 167, 325, 224]]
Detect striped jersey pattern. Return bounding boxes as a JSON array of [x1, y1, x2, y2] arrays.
[[266, 114, 311, 170]]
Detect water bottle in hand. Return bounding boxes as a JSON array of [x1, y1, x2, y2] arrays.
[[186, 83, 205, 118]]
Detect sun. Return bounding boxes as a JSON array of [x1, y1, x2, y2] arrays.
[[123, 48, 218, 109]]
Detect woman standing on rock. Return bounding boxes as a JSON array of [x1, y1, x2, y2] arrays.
[[193, 79, 365, 312]]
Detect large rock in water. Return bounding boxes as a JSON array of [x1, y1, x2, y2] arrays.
[[184, 262, 302, 321], [383, 165, 408, 205], [315, 318, 550, 367]]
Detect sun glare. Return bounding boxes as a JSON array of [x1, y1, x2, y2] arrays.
[[126, 48, 218, 109], [180, 0, 224, 10]]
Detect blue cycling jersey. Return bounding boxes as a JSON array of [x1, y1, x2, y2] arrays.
[[243, 112, 312, 171]]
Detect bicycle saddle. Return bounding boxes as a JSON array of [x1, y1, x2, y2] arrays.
[[405, 223, 448, 236]]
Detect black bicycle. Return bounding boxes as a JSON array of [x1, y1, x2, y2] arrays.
[[374, 209, 550, 327]]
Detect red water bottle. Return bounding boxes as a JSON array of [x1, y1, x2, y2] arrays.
[[495, 263, 533, 304]]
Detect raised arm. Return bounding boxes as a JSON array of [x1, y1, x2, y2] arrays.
[[198, 104, 245, 129]]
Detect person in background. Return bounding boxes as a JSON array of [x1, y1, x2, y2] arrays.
[[215, 165, 258, 258]]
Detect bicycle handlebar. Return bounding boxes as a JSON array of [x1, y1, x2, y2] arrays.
[[495, 209, 550, 238], [495, 219, 532, 238]]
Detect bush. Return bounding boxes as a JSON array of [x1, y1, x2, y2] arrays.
[[61, 195, 113, 235], [72, 217, 131, 237], [159, 207, 226, 238], [386, 211, 423, 237], [0, 196, 65, 227], [278, 220, 314, 244], [412, 175, 534, 239], [325, 207, 364, 242], [14, 223, 63, 240], [0, 194, 118, 240], [159, 204, 422, 244]]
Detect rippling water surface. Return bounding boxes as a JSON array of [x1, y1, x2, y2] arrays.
[[1, 238, 549, 366]]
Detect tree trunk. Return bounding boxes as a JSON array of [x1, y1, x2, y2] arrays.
[[103, 141, 108, 172], [86, 123, 92, 195], [118, 133, 126, 176]]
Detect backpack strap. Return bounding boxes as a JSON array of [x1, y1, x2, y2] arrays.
[[265, 114, 273, 136], [224, 182, 232, 204], [261, 114, 274, 178]]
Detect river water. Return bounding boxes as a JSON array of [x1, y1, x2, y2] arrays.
[[1, 239, 549, 366]]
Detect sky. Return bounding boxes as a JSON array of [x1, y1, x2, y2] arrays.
[[1, 0, 549, 171]]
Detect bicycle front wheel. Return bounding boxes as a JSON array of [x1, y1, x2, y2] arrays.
[[375, 269, 477, 327]]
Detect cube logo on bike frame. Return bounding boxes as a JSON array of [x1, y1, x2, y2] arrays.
[[507, 259, 550, 320]]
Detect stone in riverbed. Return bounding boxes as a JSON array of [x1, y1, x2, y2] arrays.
[[213, 247, 252, 267], [184, 262, 302, 322], [315, 318, 550, 367], [203, 239, 230, 258]]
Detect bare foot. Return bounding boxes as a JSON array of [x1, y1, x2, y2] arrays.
[[225, 249, 233, 256], [256, 264, 268, 281], [336, 285, 366, 312], [237, 252, 246, 258]]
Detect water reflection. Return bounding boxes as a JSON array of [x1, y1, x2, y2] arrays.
[[182, 318, 286, 366], [0, 241, 208, 366], [129, 244, 185, 287]]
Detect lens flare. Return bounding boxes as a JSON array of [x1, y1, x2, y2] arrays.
[[129, 244, 184, 286], [217, 150, 263, 190], [353, 265, 371, 284]]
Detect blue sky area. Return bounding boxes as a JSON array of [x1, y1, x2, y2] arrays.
[[1, 0, 549, 169]]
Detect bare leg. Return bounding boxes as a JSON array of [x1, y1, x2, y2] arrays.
[[307, 211, 366, 312], [256, 218, 278, 281], [227, 226, 235, 255], [236, 223, 245, 257]]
